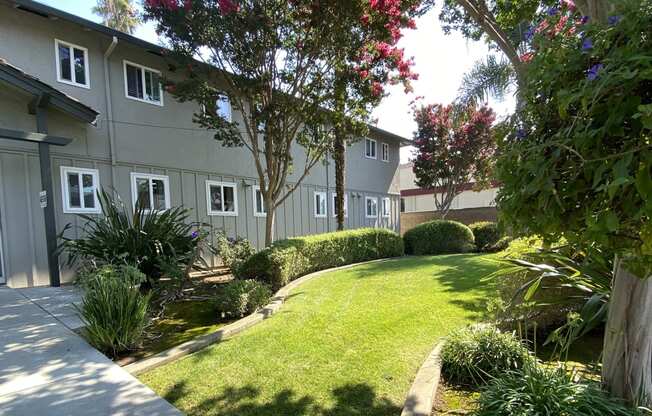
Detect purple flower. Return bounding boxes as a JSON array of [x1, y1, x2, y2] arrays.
[[191, 230, 199, 239], [581, 38, 593, 52], [579, 15, 590, 25], [547, 6, 558, 16], [587, 63, 604, 81], [525, 25, 535, 42], [608, 15, 622, 26], [516, 129, 528, 140]]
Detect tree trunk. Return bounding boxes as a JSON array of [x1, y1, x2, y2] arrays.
[[602, 257, 652, 407], [264, 197, 275, 247], [334, 131, 346, 231]]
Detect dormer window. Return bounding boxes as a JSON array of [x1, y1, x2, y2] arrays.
[[124, 60, 163, 106], [55, 39, 89, 88]]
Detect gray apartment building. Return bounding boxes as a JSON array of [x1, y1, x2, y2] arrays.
[[0, 0, 407, 288]]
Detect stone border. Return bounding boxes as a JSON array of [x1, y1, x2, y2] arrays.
[[124, 258, 394, 376], [401, 341, 444, 416]]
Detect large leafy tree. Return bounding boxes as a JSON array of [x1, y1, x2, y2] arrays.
[[93, 0, 141, 34], [412, 103, 496, 217], [497, 0, 652, 405]]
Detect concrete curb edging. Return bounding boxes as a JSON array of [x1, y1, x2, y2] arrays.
[[124, 257, 395, 376], [401, 341, 445, 416]]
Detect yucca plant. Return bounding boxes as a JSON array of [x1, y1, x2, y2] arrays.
[[59, 189, 207, 285]]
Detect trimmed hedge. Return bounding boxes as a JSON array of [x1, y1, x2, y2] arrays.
[[403, 220, 475, 255], [236, 228, 404, 290], [469, 221, 501, 252]]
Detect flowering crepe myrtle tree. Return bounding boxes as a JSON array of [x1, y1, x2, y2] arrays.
[[411, 103, 496, 218], [497, 0, 652, 405], [143, 0, 417, 245]]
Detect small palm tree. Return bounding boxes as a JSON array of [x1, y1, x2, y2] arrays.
[[93, 0, 140, 34]]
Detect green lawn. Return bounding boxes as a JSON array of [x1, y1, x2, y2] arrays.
[[140, 254, 500, 416]]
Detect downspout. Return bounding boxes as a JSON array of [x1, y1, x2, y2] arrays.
[[103, 36, 118, 183]]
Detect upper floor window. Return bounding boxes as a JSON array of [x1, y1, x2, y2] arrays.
[[314, 191, 327, 218], [331, 193, 348, 218], [365, 196, 378, 218], [55, 39, 89, 88], [60, 166, 100, 214], [400, 197, 406, 213], [124, 60, 163, 106], [131, 173, 170, 212], [253, 185, 266, 217], [382, 197, 391, 217], [206, 181, 238, 216], [381, 143, 389, 162], [216, 93, 232, 122], [365, 138, 377, 159]]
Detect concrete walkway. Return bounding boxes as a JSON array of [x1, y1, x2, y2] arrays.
[[0, 287, 181, 416]]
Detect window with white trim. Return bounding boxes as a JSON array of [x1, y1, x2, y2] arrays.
[[60, 166, 100, 214], [381, 143, 389, 162], [206, 181, 238, 216], [131, 173, 170, 212], [124, 60, 163, 105], [365, 138, 377, 159], [314, 191, 327, 218], [365, 196, 378, 218], [216, 93, 232, 122], [253, 185, 266, 217], [331, 193, 348, 218], [55, 39, 89, 88], [382, 197, 391, 217]]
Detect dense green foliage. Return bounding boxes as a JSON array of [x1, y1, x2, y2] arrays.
[[237, 228, 404, 290], [60, 190, 204, 284], [497, 1, 652, 277], [403, 220, 475, 255], [441, 324, 531, 386], [76, 264, 150, 357], [469, 222, 502, 252], [215, 279, 272, 319], [215, 232, 256, 272], [474, 364, 640, 416]]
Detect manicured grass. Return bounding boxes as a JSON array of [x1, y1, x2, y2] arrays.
[[140, 254, 500, 416]]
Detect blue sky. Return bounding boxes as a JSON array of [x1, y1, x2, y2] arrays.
[[39, 0, 515, 163]]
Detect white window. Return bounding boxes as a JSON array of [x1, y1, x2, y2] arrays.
[[206, 181, 238, 216], [131, 173, 170, 212], [381, 143, 389, 162], [216, 93, 232, 122], [331, 193, 348, 218], [55, 39, 90, 88], [382, 197, 391, 217], [253, 185, 266, 217], [365, 196, 378, 218], [60, 166, 100, 214], [314, 191, 327, 218], [365, 138, 377, 159], [123, 60, 163, 105]]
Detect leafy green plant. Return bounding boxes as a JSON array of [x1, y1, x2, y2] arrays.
[[403, 219, 475, 255], [60, 189, 205, 284], [215, 231, 256, 273], [469, 222, 502, 252], [215, 279, 272, 318], [441, 324, 532, 386], [76, 264, 151, 358], [474, 364, 641, 416]]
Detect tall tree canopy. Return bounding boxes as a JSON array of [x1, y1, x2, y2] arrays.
[[93, 0, 141, 34]]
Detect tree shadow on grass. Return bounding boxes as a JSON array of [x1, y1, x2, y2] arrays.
[[162, 381, 401, 416]]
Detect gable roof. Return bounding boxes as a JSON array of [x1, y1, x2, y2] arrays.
[[0, 57, 99, 124]]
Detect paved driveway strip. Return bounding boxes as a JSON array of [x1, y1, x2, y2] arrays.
[[0, 287, 181, 416]]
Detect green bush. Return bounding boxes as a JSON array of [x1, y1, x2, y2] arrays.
[[441, 324, 532, 386], [237, 228, 404, 290], [469, 222, 501, 252], [76, 265, 151, 358], [487, 236, 512, 253], [215, 279, 272, 318], [215, 231, 256, 272], [475, 364, 640, 416], [403, 220, 475, 255]]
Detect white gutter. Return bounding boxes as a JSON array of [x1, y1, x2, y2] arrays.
[[103, 36, 118, 170]]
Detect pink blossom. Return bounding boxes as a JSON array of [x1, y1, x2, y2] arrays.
[[520, 52, 534, 63], [371, 81, 384, 97], [218, 0, 239, 15]]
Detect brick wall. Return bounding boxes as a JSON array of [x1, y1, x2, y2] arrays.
[[400, 207, 498, 235]]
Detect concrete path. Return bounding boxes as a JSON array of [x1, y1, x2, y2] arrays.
[[0, 287, 181, 416]]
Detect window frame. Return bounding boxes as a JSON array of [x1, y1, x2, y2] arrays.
[[314, 191, 327, 218], [205, 180, 238, 216], [400, 197, 406, 213], [253, 185, 266, 217], [381, 142, 390, 162], [123, 60, 164, 106], [365, 196, 378, 218], [382, 197, 391, 217], [60, 166, 101, 214], [55, 39, 90, 89], [130, 172, 171, 213], [331, 192, 348, 218], [364, 138, 377, 160], [216, 93, 232, 122]]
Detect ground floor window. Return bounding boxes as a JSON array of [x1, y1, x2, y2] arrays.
[[206, 181, 238, 216], [254, 185, 266, 217], [382, 197, 391, 217], [131, 173, 170, 212], [60, 166, 101, 214], [331, 193, 348, 218], [365, 196, 378, 218], [314, 191, 327, 218]]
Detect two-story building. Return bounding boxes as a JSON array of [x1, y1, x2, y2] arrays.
[[0, 0, 408, 288]]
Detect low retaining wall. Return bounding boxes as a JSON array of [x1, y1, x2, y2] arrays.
[[401, 341, 444, 416], [400, 207, 498, 235]]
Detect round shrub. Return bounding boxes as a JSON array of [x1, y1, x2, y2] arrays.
[[469, 221, 501, 252], [403, 220, 475, 255], [441, 324, 531, 386], [475, 364, 639, 416], [215, 279, 272, 318]]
